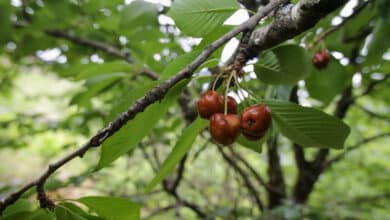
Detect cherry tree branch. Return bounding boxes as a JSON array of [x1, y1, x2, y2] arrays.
[[46, 30, 134, 63], [45, 30, 160, 80], [249, 0, 348, 55], [0, 0, 286, 214], [14, 20, 159, 80]]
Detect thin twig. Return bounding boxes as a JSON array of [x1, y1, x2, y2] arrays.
[[218, 146, 264, 212], [324, 132, 390, 168], [355, 74, 390, 99], [143, 144, 207, 218], [228, 148, 284, 196], [143, 204, 178, 220], [354, 103, 390, 121]]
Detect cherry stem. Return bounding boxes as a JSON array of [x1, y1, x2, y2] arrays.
[[224, 71, 235, 115], [233, 72, 250, 107], [193, 75, 214, 80], [212, 70, 225, 91]]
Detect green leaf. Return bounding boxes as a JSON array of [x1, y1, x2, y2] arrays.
[[120, 0, 159, 33], [33, 1, 73, 29], [255, 45, 311, 85], [76, 62, 133, 80], [106, 82, 158, 122], [305, 57, 350, 104], [168, 0, 239, 37], [58, 203, 104, 220], [1, 209, 55, 220], [97, 80, 189, 169], [70, 73, 126, 107], [236, 135, 263, 154], [0, 1, 12, 45], [263, 100, 350, 149], [160, 50, 201, 79], [55, 206, 87, 220], [78, 196, 141, 220], [236, 125, 273, 154], [366, 20, 390, 65], [57, 62, 133, 79], [2, 199, 33, 216], [377, 0, 390, 23], [145, 117, 208, 192]]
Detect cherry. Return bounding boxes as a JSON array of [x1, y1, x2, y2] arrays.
[[197, 90, 224, 119], [209, 113, 241, 145], [312, 51, 329, 69], [227, 96, 238, 114], [240, 104, 272, 140], [197, 90, 237, 119]]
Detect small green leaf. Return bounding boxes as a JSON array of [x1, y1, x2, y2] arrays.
[[58, 203, 104, 220], [0, 1, 12, 45], [97, 80, 189, 169], [57, 61, 130, 79], [2, 199, 33, 216], [32, 1, 73, 29], [377, 0, 390, 23], [255, 45, 311, 85], [236, 125, 273, 154], [55, 205, 88, 220], [106, 82, 158, 122], [70, 73, 125, 107], [263, 100, 350, 149], [1, 209, 55, 220], [160, 50, 201, 79], [78, 196, 141, 220], [74, 62, 133, 80], [305, 57, 350, 104], [236, 135, 263, 154], [145, 117, 208, 192], [120, 0, 159, 32], [168, 0, 239, 37], [366, 20, 390, 65]]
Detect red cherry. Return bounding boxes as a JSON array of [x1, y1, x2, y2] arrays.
[[197, 91, 238, 119], [209, 113, 241, 145], [312, 51, 329, 69], [227, 96, 238, 114], [240, 104, 272, 140], [197, 90, 224, 119]]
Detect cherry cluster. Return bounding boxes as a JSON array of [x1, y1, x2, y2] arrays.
[[197, 90, 272, 146]]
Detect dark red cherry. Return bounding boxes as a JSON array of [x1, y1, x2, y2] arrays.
[[197, 90, 224, 119], [209, 113, 241, 145], [227, 96, 238, 114], [197, 91, 238, 119], [312, 51, 329, 69], [240, 104, 272, 140]]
